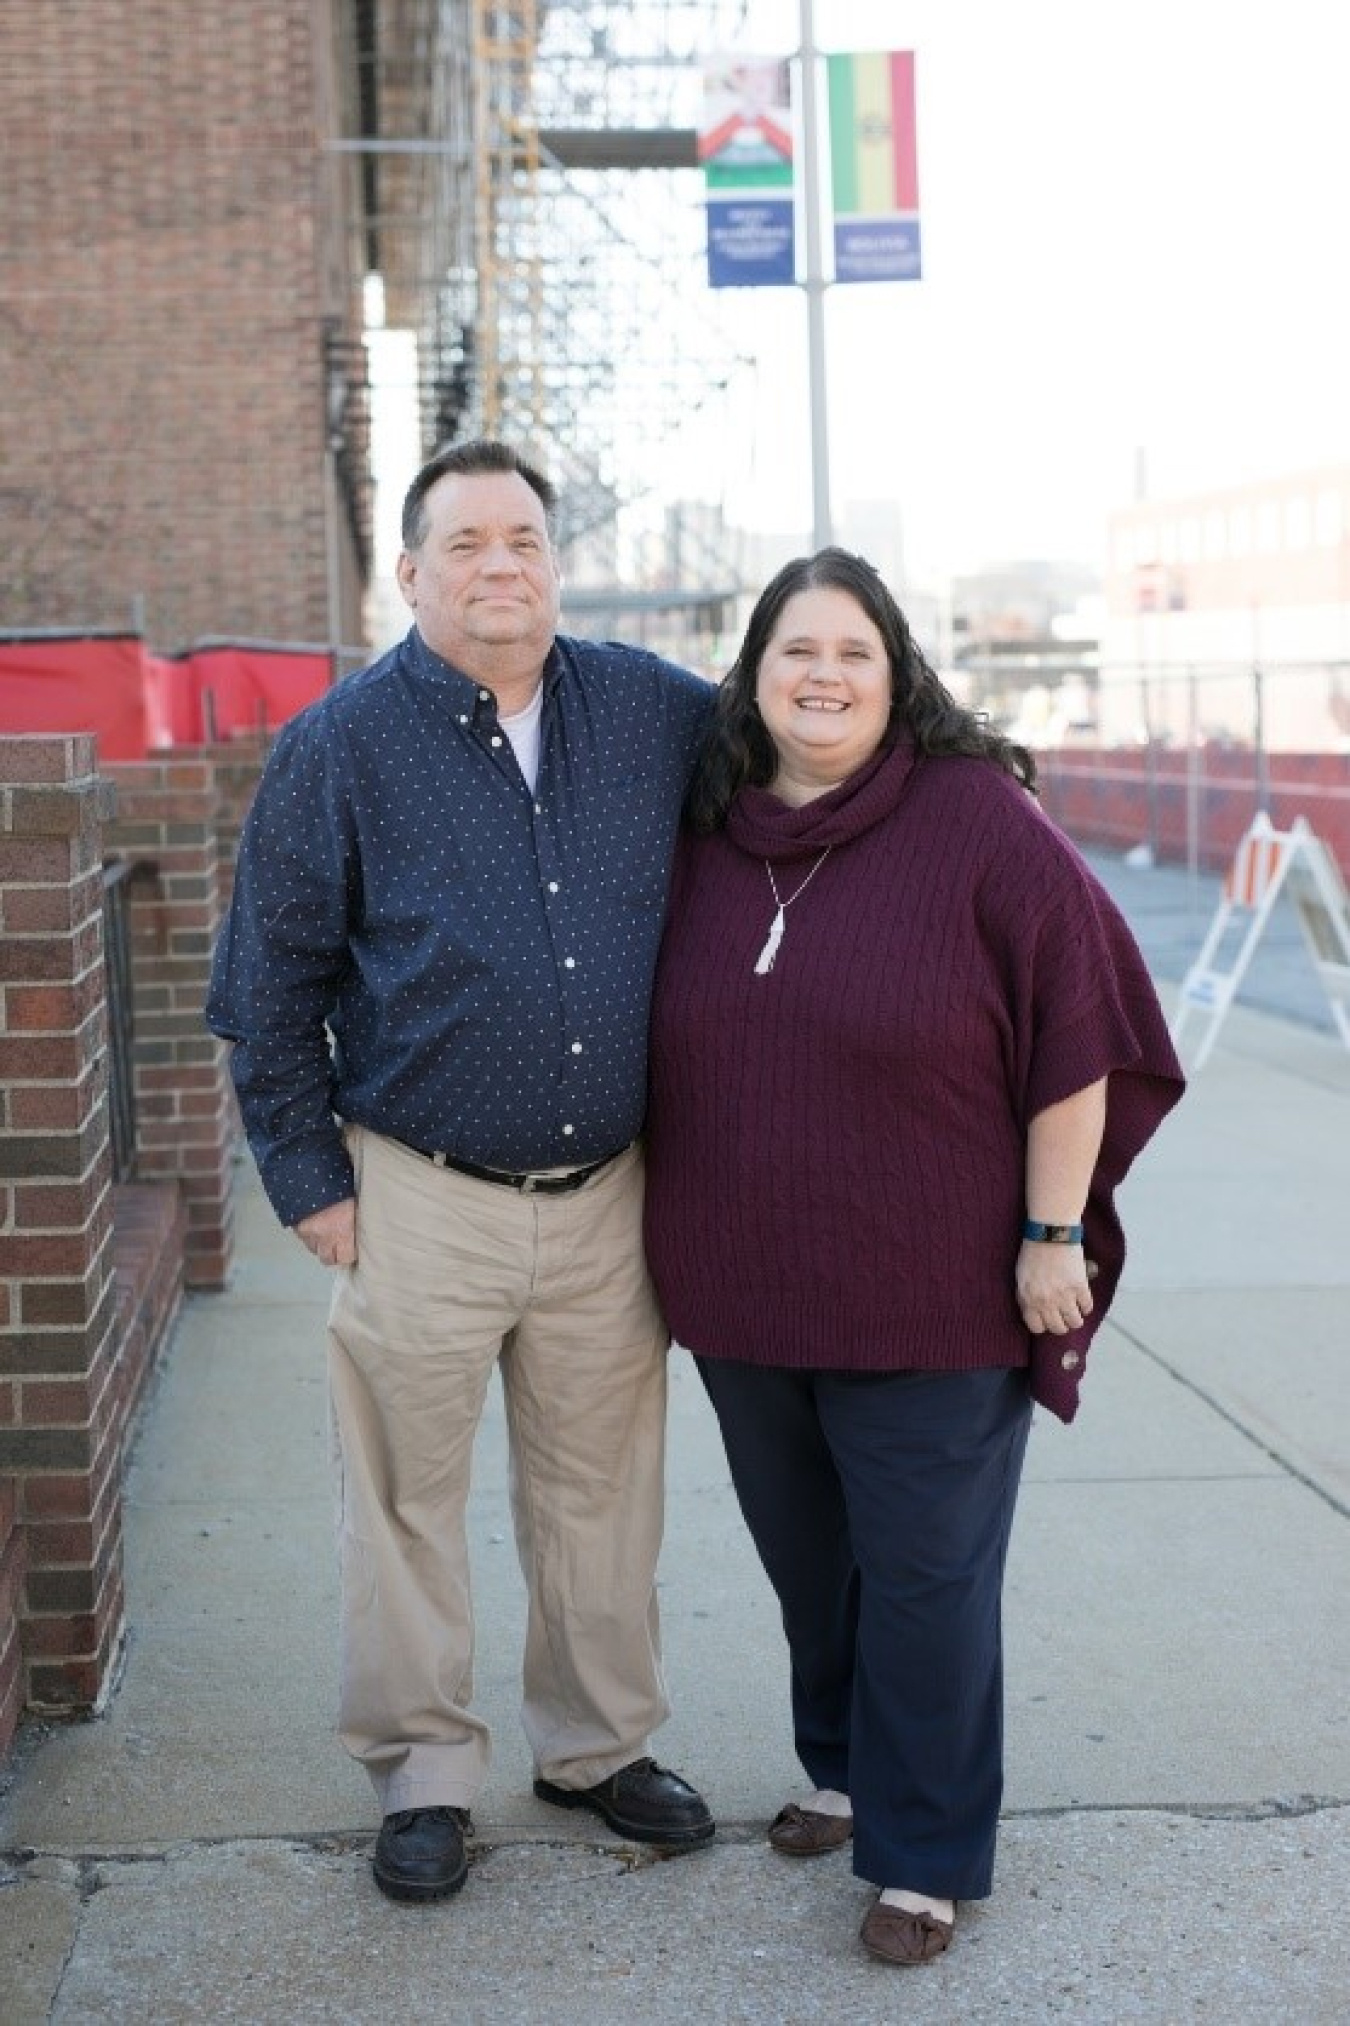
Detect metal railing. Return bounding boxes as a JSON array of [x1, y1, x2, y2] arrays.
[[101, 860, 142, 1183]]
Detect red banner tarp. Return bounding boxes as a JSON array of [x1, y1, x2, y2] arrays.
[[0, 637, 332, 757], [0, 637, 153, 760]]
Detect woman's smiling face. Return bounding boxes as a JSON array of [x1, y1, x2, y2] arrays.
[[755, 585, 894, 803]]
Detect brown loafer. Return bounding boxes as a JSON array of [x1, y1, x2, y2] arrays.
[[767, 1801, 854, 1856], [860, 1897, 955, 1965]]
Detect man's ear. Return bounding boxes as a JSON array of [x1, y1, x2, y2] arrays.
[[395, 549, 417, 607]]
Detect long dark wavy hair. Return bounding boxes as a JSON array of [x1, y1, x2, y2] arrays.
[[687, 547, 1036, 832]]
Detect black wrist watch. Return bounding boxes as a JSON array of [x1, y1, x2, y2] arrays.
[[1022, 1219, 1084, 1244]]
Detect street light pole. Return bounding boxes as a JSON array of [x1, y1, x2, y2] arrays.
[[799, 0, 832, 549]]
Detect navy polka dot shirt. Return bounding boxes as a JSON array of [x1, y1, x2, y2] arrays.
[[206, 626, 714, 1226]]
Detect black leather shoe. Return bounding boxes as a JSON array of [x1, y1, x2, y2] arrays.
[[372, 1805, 470, 1902], [533, 1757, 715, 1847]]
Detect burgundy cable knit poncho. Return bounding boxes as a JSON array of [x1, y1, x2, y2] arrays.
[[643, 743, 1184, 1423]]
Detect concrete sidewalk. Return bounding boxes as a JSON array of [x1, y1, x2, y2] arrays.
[[3, 980, 1349, 2020]]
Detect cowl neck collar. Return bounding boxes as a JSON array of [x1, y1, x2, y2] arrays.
[[725, 742, 920, 863]]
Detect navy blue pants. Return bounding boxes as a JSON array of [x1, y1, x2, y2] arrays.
[[696, 1358, 1032, 1899]]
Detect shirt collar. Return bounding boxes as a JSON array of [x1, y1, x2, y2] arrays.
[[404, 626, 566, 716]]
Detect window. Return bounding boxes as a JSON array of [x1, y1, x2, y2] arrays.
[[1315, 488, 1344, 547]]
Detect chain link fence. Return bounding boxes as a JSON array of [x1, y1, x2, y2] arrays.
[[959, 656, 1350, 878]]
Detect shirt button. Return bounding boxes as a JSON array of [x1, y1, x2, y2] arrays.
[[563, 1123, 575, 1136], [534, 803, 543, 815], [564, 956, 576, 968], [478, 688, 491, 701], [490, 735, 503, 748], [548, 880, 560, 893], [458, 714, 469, 725], [1061, 1350, 1082, 1370], [571, 1041, 583, 1054]]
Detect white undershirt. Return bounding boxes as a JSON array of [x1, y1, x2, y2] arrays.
[[498, 683, 544, 791]]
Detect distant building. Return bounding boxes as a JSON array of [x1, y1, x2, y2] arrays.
[[947, 559, 1102, 744], [1104, 465, 1350, 749], [0, 3, 450, 657]]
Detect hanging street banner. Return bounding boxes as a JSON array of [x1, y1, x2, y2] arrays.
[[826, 50, 921, 284], [701, 58, 796, 287]]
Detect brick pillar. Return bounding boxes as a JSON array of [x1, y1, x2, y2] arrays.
[[0, 734, 125, 1712], [103, 759, 235, 1289]]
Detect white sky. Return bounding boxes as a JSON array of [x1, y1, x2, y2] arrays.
[[704, 0, 1350, 579], [370, 0, 1350, 593]]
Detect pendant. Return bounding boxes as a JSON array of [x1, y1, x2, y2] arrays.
[[753, 906, 786, 975]]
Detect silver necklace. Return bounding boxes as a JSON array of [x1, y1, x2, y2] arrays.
[[753, 849, 832, 976]]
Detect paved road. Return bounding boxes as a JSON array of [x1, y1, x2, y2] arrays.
[[2, 865, 1348, 2023], [1083, 845, 1337, 1035]]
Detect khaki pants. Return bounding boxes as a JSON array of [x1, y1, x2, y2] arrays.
[[328, 1128, 671, 1815]]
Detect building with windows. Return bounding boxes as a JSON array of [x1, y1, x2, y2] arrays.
[[1103, 465, 1350, 749]]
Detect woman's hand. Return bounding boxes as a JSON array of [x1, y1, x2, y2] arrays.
[[1016, 1239, 1093, 1335]]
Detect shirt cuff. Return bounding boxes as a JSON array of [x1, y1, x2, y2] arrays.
[[258, 1136, 356, 1229]]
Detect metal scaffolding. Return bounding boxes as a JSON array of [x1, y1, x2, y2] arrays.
[[337, 0, 758, 654]]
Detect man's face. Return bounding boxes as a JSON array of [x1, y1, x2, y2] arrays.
[[396, 470, 562, 672]]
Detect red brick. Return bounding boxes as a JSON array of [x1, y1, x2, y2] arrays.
[[137, 1065, 219, 1093], [13, 1174, 111, 1230], [18, 1612, 100, 1660], [2, 883, 95, 931], [6, 968, 102, 1031], [0, 839, 76, 882], [0, 1230, 97, 1277], [6, 1078, 102, 1132], [0, 1622, 22, 1758], [25, 1509, 117, 1568], [19, 1266, 111, 1327], [0, 1025, 100, 1081], [0, 738, 96, 784], [0, 1528, 26, 1621], [19, 1378, 98, 1426], [27, 1656, 106, 1710], [21, 1465, 117, 1522]]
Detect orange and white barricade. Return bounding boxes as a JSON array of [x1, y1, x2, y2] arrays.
[[1172, 813, 1350, 1069]]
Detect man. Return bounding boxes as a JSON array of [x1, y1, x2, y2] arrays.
[[207, 440, 715, 1903]]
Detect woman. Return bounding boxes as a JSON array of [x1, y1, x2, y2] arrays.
[[643, 549, 1183, 1967]]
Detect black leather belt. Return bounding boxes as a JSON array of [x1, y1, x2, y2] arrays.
[[397, 1140, 627, 1195]]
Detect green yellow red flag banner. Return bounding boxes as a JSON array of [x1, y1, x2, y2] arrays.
[[826, 50, 921, 283]]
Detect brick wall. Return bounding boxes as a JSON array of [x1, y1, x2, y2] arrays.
[[0, 736, 126, 1713], [176, 734, 271, 921], [103, 762, 237, 1290], [0, 0, 369, 651], [0, 733, 245, 1731], [170, 734, 270, 1154]]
